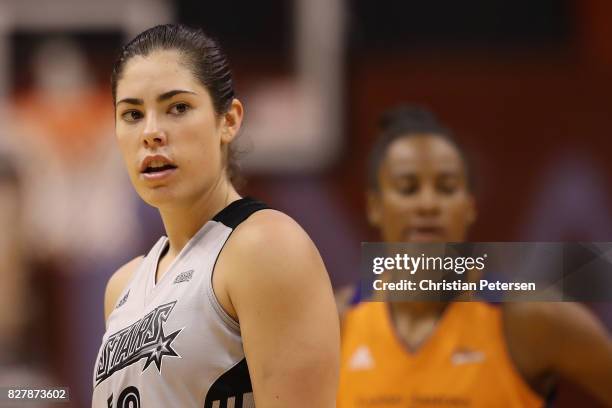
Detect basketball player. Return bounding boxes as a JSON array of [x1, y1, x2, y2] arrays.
[[337, 106, 612, 407], [0, 156, 57, 405], [92, 24, 339, 408]]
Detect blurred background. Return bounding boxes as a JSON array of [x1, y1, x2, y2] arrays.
[[0, 0, 610, 406]]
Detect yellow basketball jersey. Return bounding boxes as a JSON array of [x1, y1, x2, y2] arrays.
[[337, 301, 543, 408]]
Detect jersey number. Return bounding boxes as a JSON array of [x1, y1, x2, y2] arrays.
[[107, 386, 140, 408]]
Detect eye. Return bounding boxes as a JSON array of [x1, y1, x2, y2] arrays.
[[168, 103, 191, 115], [438, 184, 458, 194], [437, 177, 460, 194], [395, 178, 419, 195], [120, 110, 143, 122]]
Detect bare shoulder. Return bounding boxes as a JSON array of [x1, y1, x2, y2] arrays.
[[215, 209, 339, 406], [235, 209, 312, 244], [504, 302, 592, 349], [503, 302, 610, 373], [104, 256, 143, 322], [226, 208, 322, 266], [216, 208, 331, 311], [504, 301, 604, 333], [505, 303, 612, 405]]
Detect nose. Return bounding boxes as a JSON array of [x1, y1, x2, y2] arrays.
[[142, 113, 167, 148], [415, 186, 441, 216]]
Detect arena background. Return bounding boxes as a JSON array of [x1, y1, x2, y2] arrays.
[[0, 0, 610, 406]]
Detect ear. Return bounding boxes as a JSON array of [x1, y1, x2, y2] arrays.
[[220, 98, 243, 145], [465, 193, 477, 228], [367, 190, 382, 227]]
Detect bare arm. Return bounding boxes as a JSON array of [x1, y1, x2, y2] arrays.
[[104, 256, 143, 323], [216, 210, 340, 408], [506, 302, 612, 405]]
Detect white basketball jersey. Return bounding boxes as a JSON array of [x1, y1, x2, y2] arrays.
[[92, 197, 268, 408]]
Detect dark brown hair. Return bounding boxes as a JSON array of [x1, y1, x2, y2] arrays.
[[367, 105, 474, 191], [111, 24, 242, 186]]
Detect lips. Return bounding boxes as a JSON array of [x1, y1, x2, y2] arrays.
[[405, 225, 446, 242], [139, 155, 178, 181], [139, 155, 177, 174]]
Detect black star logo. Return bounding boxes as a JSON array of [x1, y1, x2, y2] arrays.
[[142, 325, 182, 373]]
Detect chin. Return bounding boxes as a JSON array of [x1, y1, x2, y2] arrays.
[[137, 186, 181, 208]]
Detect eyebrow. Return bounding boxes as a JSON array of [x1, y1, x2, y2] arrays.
[[116, 89, 197, 107], [390, 170, 461, 178]]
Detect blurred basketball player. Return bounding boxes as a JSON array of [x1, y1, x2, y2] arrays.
[[0, 156, 58, 406], [336, 106, 612, 407], [92, 24, 339, 408]]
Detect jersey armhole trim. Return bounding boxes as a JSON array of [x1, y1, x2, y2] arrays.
[[111, 259, 141, 307], [206, 199, 271, 335], [206, 225, 241, 335], [106, 255, 148, 328], [496, 305, 547, 405]]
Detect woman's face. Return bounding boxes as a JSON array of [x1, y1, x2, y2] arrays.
[[368, 134, 476, 243], [114, 49, 236, 209]]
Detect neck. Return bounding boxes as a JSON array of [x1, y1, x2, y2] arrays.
[[158, 178, 240, 257], [387, 301, 450, 351]]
